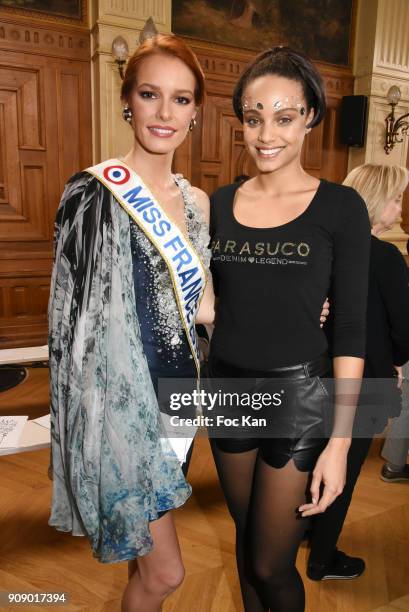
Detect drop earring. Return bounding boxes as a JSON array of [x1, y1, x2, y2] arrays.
[[122, 106, 133, 123], [189, 118, 197, 132]]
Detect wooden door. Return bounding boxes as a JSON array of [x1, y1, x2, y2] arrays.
[[0, 18, 91, 348]]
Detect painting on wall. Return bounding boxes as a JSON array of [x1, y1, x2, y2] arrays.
[[172, 0, 354, 66], [0, 0, 83, 20]]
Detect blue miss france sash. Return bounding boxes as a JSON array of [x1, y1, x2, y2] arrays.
[[86, 159, 206, 376]]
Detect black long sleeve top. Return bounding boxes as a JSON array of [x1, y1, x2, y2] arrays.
[[209, 179, 371, 369], [363, 236, 409, 377]]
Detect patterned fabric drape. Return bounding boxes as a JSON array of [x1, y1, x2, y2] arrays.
[[48, 172, 191, 564]]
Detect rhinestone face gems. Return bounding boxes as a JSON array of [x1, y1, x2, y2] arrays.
[[242, 96, 306, 116]]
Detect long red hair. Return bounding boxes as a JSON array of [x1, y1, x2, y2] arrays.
[[121, 34, 205, 106]]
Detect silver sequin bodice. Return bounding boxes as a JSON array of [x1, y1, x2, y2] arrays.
[[130, 175, 211, 373]]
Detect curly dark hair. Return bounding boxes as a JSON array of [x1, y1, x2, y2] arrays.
[[233, 46, 326, 128]]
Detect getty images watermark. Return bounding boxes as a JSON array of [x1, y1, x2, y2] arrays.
[[158, 376, 403, 439], [167, 388, 284, 428]]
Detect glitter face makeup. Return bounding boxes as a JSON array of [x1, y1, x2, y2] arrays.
[[240, 74, 314, 172], [242, 95, 306, 116]]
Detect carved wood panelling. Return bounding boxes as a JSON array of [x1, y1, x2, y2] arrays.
[[0, 18, 90, 61], [21, 164, 49, 239], [0, 87, 23, 221], [172, 130, 193, 180], [0, 63, 49, 242], [302, 122, 324, 171], [178, 43, 353, 194], [56, 62, 92, 200], [0, 271, 50, 347], [60, 72, 81, 175], [0, 317, 48, 348], [0, 44, 91, 348], [0, 102, 4, 201], [190, 89, 255, 189], [322, 75, 354, 97], [201, 95, 232, 162], [196, 53, 248, 82], [3, 280, 49, 319], [0, 65, 45, 152]]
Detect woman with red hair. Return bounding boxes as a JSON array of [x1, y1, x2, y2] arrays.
[[48, 34, 215, 611]]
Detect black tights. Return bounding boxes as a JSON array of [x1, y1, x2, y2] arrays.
[[211, 442, 311, 612]]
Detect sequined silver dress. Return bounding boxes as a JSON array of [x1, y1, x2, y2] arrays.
[[130, 174, 211, 389]]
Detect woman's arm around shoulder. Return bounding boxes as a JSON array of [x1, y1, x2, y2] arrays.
[[190, 187, 215, 326], [191, 186, 210, 225]]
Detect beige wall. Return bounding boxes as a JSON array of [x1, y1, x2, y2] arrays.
[[90, 0, 172, 162], [351, 0, 409, 252]]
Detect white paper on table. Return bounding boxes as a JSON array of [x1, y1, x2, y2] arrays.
[[0, 416, 28, 448], [0, 345, 48, 365], [18, 420, 51, 448], [32, 414, 51, 429], [0, 420, 51, 456]]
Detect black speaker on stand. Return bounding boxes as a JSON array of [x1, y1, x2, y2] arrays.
[[340, 95, 368, 147]]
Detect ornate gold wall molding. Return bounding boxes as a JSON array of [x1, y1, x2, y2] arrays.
[[370, 75, 409, 101], [91, 23, 140, 57], [94, 0, 170, 31], [355, 73, 409, 103], [375, 0, 409, 75]]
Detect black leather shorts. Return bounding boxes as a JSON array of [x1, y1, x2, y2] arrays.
[[208, 353, 332, 472]]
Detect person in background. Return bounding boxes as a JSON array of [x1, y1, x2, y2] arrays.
[[308, 164, 409, 581], [381, 238, 409, 483]]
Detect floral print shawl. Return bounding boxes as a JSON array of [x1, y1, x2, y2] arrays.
[[48, 172, 192, 563]]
